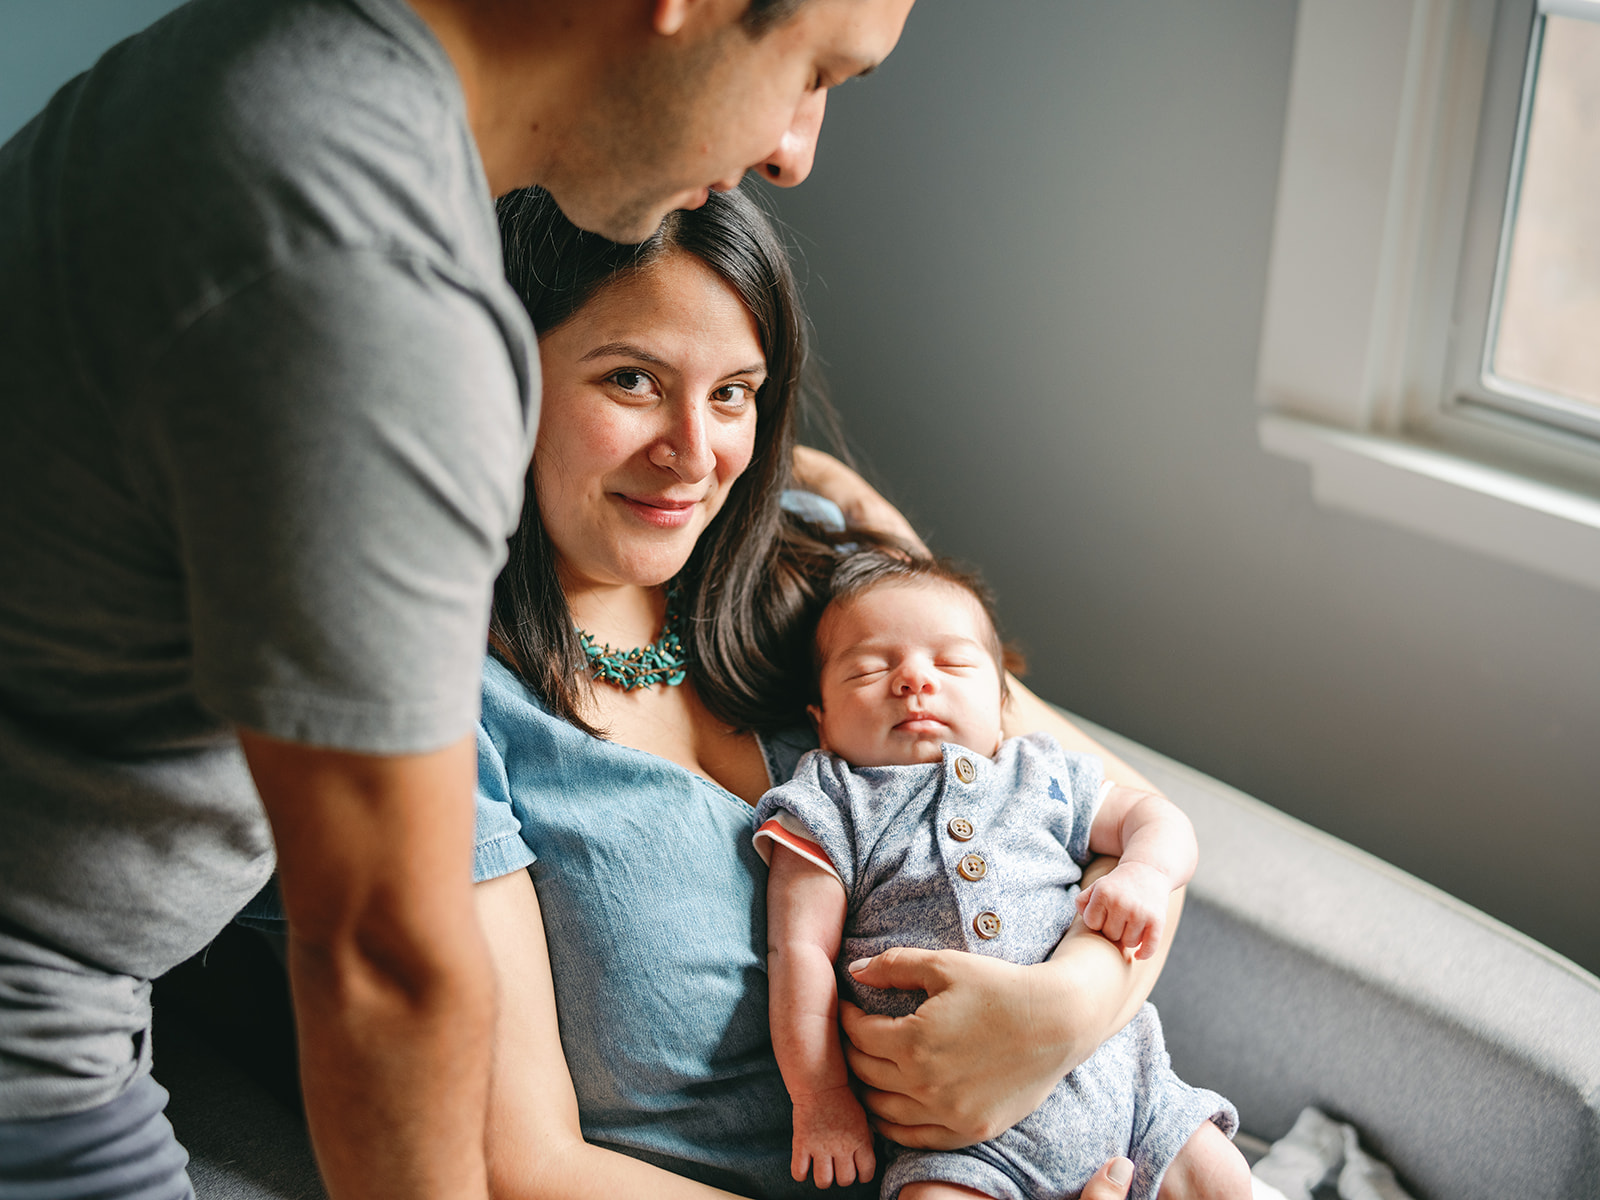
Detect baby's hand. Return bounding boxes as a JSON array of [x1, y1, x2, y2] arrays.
[[790, 1085, 876, 1189], [1074, 861, 1173, 960]]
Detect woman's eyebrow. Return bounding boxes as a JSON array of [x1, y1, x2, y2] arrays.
[[579, 341, 667, 365]]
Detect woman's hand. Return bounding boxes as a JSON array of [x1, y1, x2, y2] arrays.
[[792, 445, 929, 554], [1084, 1158, 1137, 1199], [840, 860, 1181, 1151], [840, 949, 1069, 1148]]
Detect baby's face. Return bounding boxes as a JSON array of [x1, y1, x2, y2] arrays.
[[810, 579, 1005, 768]]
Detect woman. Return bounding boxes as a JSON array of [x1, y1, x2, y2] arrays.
[[472, 186, 1177, 1200]]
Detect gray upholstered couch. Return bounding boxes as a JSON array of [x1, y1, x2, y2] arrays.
[[158, 718, 1600, 1200]]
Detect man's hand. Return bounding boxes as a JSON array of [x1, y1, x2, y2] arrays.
[[1074, 861, 1173, 960], [789, 1085, 877, 1189], [240, 729, 493, 1200]]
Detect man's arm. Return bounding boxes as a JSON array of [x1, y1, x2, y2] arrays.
[[240, 730, 494, 1200]]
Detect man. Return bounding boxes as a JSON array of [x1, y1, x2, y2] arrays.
[[0, 2, 911, 1197]]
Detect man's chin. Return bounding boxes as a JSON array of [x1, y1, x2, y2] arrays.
[[546, 190, 670, 246]]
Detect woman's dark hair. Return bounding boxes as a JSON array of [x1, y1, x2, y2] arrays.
[[491, 185, 854, 734]]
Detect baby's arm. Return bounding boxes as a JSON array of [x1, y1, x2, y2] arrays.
[[1077, 785, 1198, 960], [766, 844, 877, 1189]]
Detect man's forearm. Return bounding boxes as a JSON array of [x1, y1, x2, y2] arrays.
[[242, 730, 494, 1200], [291, 924, 495, 1200]]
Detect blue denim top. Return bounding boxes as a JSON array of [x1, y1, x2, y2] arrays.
[[475, 654, 875, 1199]]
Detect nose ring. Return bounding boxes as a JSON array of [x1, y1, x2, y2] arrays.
[[667, 449, 676, 458]]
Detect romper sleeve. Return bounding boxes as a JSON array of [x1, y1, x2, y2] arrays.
[[752, 749, 864, 892]]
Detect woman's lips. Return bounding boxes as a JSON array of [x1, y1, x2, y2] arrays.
[[618, 494, 698, 528]]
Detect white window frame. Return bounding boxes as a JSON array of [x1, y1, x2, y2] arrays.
[[1256, 0, 1600, 593]]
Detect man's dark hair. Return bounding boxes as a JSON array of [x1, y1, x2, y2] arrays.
[[743, 0, 809, 35], [492, 185, 854, 734]]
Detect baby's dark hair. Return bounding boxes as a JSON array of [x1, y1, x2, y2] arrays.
[[811, 548, 1023, 701]]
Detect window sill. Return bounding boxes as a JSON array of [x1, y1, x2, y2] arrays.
[[1259, 412, 1600, 593]]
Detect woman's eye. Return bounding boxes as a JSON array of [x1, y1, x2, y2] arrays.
[[606, 369, 656, 396], [713, 383, 754, 408]]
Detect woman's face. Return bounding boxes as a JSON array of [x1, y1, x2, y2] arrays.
[[534, 250, 765, 592]]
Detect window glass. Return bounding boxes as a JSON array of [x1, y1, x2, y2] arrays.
[[1489, 13, 1600, 411]]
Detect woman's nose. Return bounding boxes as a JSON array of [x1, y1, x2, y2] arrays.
[[757, 89, 825, 188], [651, 405, 714, 480]]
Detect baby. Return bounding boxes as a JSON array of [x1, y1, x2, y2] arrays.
[[754, 551, 1250, 1200]]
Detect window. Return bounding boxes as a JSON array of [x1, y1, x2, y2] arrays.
[[1256, 0, 1600, 592], [1462, 3, 1600, 436]]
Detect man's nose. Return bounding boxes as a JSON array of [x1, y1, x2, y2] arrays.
[[757, 88, 826, 188]]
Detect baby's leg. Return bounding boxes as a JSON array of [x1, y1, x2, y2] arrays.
[[899, 1184, 995, 1200], [1155, 1121, 1252, 1200]]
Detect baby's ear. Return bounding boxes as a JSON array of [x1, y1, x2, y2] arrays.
[[806, 703, 826, 744]]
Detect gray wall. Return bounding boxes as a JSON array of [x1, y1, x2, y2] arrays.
[[0, 0, 185, 143], [763, 0, 1600, 975], [6, 1, 1596, 975]]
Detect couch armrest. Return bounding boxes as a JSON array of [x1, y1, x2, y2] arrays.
[[1069, 715, 1600, 1200]]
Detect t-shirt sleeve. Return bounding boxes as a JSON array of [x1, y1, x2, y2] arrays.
[[146, 249, 534, 753], [473, 719, 536, 882], [752, 750, 862, 892]]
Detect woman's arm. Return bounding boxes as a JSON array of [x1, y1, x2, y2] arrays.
[[791, 445, 929, 553], [839, 878, 1181, 1151], [1002, 673, 1157, 792], [473, 870, 751, 1200]]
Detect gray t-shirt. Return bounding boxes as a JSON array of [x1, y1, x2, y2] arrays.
[[0, 0, 538, 1117]]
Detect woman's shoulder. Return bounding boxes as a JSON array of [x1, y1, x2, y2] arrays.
[[480, 653, 563, 725], [477, 653, 580, 759]]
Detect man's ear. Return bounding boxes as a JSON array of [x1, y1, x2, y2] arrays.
[[652, 0, 696, 37]]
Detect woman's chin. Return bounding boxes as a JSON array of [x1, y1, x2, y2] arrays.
[[612, 549, 697, 590]]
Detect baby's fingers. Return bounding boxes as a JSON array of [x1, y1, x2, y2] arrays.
[[791, 1143, 813, 1184], [855, 1143, 877, 1185], [813, 1153, 837, 1189], [1075, 882, 1095, 916], [1133, 915, 1165, 960]]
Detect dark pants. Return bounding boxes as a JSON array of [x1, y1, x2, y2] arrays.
[[0, 1074, 194, 1200]]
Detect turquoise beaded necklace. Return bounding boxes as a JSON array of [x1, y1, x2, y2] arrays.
[[576, 584, 688, 691]]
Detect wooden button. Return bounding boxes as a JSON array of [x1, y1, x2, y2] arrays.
[[973, 911, 1002, 939], [947, 817, 975, 842], [954, 756, 976, 784], [958, 853, 987, 881]]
